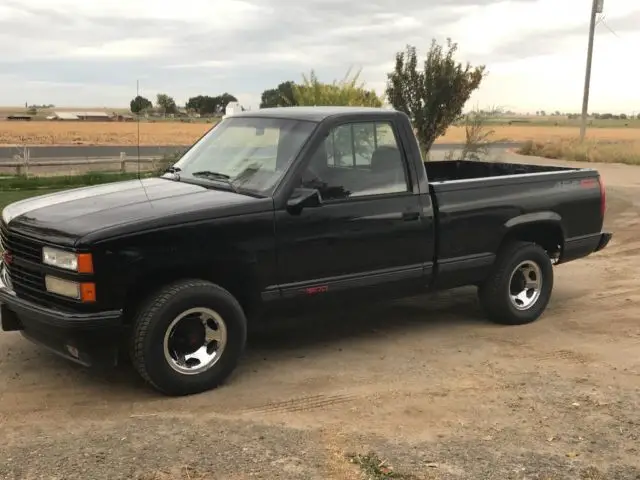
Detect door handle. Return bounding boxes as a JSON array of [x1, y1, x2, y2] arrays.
[[402, 211, 420, 221]]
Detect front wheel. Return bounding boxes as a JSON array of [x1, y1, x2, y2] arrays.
[[478, 241, 554, 325], [130, 279, 247, 396]]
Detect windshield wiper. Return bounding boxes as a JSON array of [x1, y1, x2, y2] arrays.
[[191, 170, 238, 192], [192, 170, 230, 179]]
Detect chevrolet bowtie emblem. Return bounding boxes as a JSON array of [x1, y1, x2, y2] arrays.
[[2, 250, 13, 265]]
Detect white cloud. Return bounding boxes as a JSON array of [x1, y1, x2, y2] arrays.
[[68, 38, 174, 58], [12, 0, 265, 23], [164, 61, 231, 69], [0, 0, 638, 112]]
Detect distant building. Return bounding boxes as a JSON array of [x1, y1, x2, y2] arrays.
[[6, 115, 33, 121], [47, 112, 79, 121], [114, 114, 134, 122], [47, 111, 113, 121]]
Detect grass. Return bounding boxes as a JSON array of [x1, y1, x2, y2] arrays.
[[466, 115, 640, 129], [0, 189, 66, 211], [0, 171, 152, 191], [517, 138, 640, 165], [580, 466, 609, 480], [0, 171, 156, 213], [344, 451, 610, 480], [2, 118, 640, 146], [346, 452, 422, 480]]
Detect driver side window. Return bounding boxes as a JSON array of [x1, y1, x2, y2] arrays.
[[301, 121, 409, 201]]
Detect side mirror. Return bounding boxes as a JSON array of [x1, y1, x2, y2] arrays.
[[286, 187, 322, 214]]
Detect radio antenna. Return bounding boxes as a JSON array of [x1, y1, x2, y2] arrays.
[[135, 79, 151, 205], [136, 79, 141, 180]]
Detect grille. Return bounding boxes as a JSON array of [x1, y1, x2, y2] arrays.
[[0, 222, 75, 309], [0, 222, 42, 264], [4, 262, 47, 303]]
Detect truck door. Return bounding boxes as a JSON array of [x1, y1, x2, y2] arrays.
[[273, 118, 435, 304]]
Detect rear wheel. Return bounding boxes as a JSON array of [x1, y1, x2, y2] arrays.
[[478, 241, 553, 325], [130, 279, 247, 396]]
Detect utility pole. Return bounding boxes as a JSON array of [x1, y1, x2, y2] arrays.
[[579, 0, 603, 142]]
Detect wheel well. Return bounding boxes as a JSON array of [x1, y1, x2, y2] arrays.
[[501, 222, 564, 258], [121, 264, 254, 324]]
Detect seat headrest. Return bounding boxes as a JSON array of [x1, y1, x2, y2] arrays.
[[371, 145, 402, 174]]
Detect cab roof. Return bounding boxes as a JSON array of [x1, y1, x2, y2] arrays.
[[229, 106, 399, 122]]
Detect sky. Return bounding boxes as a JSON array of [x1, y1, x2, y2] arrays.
[[0, 0, 638, 113]]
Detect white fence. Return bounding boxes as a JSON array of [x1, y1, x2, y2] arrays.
[[0, 151, 165, 176]]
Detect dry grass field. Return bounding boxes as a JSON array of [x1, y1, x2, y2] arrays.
[[0, 121, 207, 146], [1, 120, 639, 146], [519, 138, 640, 165]]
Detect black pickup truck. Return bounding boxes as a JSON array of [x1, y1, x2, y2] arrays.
[[0, 106, 611, 396]]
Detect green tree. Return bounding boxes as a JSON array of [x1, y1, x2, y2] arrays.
[[156, 93, 178, 115], [186, 95, 217, 115], [386, 39, 486, 155], [185, 93, 237, 115], [130, 95, 153, 114], [292, 67, 383, 107], [259, 81, 298, 108], [215, 92, 238, 113], [186, 95, 207, 114]]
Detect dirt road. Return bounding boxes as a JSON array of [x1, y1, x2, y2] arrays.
[[1, 154, 639, 480]]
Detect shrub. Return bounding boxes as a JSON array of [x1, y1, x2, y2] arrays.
[[292, 68, 383, 107]]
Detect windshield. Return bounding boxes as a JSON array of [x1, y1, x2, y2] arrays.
[[167, 116, 317, 196]]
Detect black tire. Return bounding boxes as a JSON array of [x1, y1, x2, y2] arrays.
[[129, 279, 247, 396], [478, 241, 553, 325]]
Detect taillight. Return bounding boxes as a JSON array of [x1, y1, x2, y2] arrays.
[[599, 176, 606, 218]]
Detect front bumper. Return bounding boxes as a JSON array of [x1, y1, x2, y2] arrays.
[[0, 262, 124, 367]]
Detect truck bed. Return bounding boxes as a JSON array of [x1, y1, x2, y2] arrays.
[[424, 158, 604, 290], [425, 160, 578, 183]]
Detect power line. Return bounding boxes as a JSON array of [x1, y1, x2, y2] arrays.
[[597, 14, 620, 38]]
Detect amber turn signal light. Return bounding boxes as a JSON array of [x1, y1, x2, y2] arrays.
[[80, 282, 96, 302], [77, 253, 93, 274]]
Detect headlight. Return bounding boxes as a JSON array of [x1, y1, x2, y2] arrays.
[[45, 275, 96, 302], [42, 247, 93, 273], [45, 276, 80, 299]]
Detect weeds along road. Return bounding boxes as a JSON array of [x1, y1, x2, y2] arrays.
[[0, 153, 639, 479]]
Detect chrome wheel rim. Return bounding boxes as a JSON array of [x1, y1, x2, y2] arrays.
[[163, 307, 228, 375], [508, 260, 542, 310]]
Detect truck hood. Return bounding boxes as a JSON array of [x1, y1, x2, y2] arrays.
[[3, 177, 267, 245]]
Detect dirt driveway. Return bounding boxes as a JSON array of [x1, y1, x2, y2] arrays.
[[1, 154, 639, 480]]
